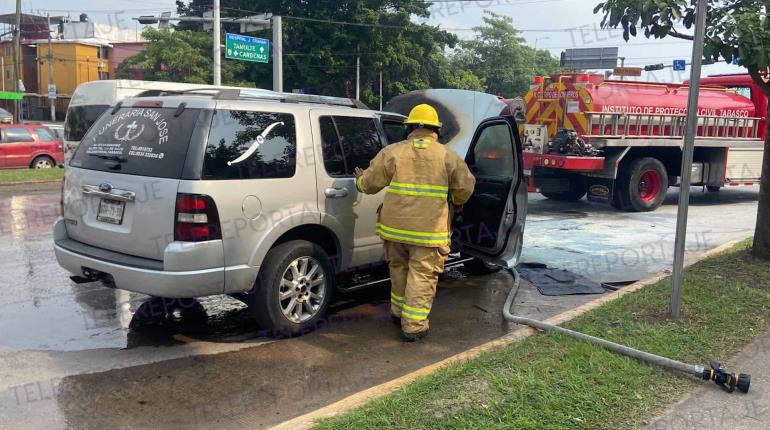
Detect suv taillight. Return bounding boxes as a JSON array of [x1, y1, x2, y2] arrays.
[[174, 194, 222, 242]]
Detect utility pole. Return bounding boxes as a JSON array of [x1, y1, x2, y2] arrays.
[[272, 15, 282, 92], [46, 14, 55, 121], [355, 56, 360, 100], [379, 67, 383, 111], [12, 0, 21, 122], [670, 0, 708, 319], [212, 0, 221, 85]]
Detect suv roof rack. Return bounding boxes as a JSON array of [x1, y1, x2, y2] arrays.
[[137, 87, 369, 109], [214, 88, 369, 109]]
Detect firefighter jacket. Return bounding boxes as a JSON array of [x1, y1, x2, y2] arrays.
[[356, 129, 476, 247]]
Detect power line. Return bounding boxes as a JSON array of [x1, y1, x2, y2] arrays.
[[218, 5, 615, 33]]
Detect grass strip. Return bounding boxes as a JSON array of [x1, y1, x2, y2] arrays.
[[0, 168, 64, 184], [315, 239, 770, 430]]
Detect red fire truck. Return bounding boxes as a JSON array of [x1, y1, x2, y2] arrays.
[[520, 73, 767, 211]]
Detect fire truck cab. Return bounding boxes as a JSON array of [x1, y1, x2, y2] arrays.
[[521, 73, 767, 212]]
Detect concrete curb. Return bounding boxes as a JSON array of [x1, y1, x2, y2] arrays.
[[272, 238, 749, 430]]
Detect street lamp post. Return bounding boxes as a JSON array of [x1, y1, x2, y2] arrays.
[[533, 37, 550, 50]]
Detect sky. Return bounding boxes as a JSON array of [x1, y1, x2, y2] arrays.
[[10, 0, 746, 82]]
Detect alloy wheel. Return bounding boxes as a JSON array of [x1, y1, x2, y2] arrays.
[[279, 256, 326, 323]]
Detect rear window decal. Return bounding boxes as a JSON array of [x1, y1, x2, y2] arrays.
[[227, 121, 285, 166], [114, 121, 146, 142], [93, 108, 170, 146]]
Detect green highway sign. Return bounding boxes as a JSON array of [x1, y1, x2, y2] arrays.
[[0, 91, 23, 100], [225, 33, 270, 63]]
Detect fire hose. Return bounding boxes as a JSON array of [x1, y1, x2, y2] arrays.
[[502, 268, 751, 393]]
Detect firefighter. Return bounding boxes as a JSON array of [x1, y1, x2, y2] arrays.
[[354, 104, 476, 341]]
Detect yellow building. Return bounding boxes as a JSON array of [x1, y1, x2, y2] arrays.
[[1, 42, 18, 93], [0, 39, 113, 120], [1, 40, 112, 96], [36, 40, 113, 96], [1, 14, 145, 120]]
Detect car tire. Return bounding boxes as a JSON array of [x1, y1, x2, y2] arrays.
[[248, 240, 335, 337], [462, 256, 501, 275], [707, 185, 721, 192], [540, 176, 588, 202], [31, 155, 55, 169], [616, 157, 668, 212]]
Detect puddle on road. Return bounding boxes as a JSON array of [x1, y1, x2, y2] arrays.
[[0, 279, 399, 353], [0, 283, 265, 352]]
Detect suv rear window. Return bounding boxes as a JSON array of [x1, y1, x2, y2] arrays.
[[202, 110, 297, 180], [64, 105, 110, 141], [70, 107, 203, 179]]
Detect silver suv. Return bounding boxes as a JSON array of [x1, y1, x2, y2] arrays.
[[54, 89, 527, 335]]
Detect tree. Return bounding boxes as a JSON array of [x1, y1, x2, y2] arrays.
[[117, 27, 250, 85], [595, 0, 770, 259], [454, 11, 560, 97], [173, 0, 474, 107]]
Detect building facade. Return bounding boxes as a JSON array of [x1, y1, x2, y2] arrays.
[[0, 15, 145, 121]]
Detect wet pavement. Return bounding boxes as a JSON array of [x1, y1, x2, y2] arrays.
[[0, 184, 759, 429]]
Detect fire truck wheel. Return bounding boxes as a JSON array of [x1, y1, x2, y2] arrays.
[[618, 157, 669, 212], [540, 177, 588, 202]]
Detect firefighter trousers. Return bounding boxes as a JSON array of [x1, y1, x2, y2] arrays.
[[385, 240, 449, 334]]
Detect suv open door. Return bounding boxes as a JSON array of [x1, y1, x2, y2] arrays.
[[453, 117, 527, 268]]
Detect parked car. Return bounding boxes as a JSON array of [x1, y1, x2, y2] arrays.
[[0, 124, 64, 169], [54, 89, 527, 336], [0, 108, 12, 124]]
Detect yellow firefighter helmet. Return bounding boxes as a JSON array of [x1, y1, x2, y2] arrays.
[[405, 104, 442, 128]]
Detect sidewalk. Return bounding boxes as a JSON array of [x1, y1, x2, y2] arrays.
[[641, 329, 770, 430]]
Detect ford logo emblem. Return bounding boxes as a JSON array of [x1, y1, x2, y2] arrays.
[[98, 182, 113, 193]]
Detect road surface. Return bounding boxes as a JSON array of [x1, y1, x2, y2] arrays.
[[0, 184, 759, 429]]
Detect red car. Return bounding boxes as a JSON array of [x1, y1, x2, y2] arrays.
[[0, 124, 64, 169]]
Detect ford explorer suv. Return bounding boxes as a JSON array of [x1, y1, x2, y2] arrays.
[[1, 124, 64, 169], [54, 89, 527, 336]]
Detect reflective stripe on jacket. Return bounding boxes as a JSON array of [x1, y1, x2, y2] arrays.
[[355, 129, 476, 248]]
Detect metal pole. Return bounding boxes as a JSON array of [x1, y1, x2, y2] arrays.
[[212, 0, 221, 86], [272, 15, 283, 92], [1, 56, 4, 92], [356, 56, 360, 100], [379, 68, 383, 111], [47, 14, 55, 121], [670, 0, 708, 318], [620, 57, 625, 81], [13, 0, 21, 123]]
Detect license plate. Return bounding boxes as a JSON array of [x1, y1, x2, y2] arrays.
[[97, 198, 125, 225]]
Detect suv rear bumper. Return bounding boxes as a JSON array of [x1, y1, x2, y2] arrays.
[[53, 218, 258, 298]]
